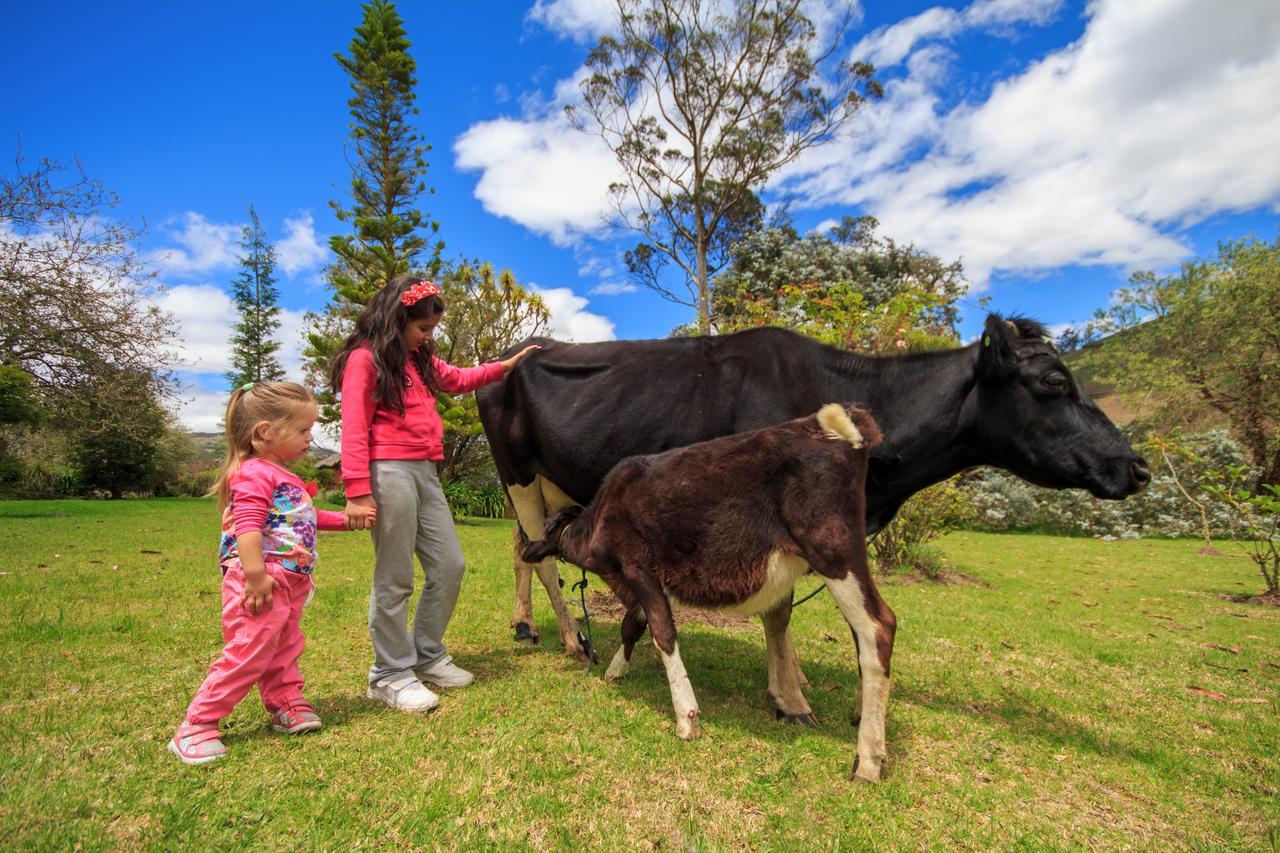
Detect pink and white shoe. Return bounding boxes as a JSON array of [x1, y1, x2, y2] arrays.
[[169, 722, 227, 766], [270, 700, 322, 734]]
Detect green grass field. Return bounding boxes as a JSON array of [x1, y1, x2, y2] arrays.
[[1, 498, 1276, 849]]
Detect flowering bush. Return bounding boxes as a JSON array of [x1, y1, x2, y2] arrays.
[[961, 429, 1249, 539]]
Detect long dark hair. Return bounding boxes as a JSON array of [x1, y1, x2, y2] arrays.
[[329, 274, 447, 415]]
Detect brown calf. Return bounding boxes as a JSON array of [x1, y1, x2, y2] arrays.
[[523, 403, 895, 783]]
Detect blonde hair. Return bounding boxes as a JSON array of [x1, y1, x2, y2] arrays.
[[210, 382, 317, 509]]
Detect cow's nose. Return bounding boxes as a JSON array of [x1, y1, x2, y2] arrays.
[[1130, 460, 1151, 490]]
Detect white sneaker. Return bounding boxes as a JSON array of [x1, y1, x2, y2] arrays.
[[366, 673, 439, 712], [416, 656, 474, 689]]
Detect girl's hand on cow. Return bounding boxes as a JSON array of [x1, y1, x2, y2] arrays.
[[500, 344, 541, 374], [345, 495, 377, 530]]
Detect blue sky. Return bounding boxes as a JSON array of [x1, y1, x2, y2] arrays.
[[4, 0, 1278, 431]]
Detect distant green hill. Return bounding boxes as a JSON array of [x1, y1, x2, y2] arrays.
[[1061, 324, 1226, 431], [187, 432, 337, 463]]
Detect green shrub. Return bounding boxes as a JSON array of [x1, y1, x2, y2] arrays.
[[19, 460, 80, 497], [872, 478, 972, 576], [442, 481, 506, 519], [176, 465, 219, 498]]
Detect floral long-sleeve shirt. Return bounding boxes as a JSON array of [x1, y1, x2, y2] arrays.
[[218, 457, 346, 574]]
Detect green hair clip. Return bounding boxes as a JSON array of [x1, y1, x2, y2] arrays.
[[982, 335, 991, 348], [241, 382, 255, 392]]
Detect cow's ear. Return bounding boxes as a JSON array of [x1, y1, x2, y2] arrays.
[[978, 314, 1018, 382]]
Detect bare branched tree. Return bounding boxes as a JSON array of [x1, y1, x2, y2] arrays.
[[0, 152, 176, 421], [569, 0, 880, 332]]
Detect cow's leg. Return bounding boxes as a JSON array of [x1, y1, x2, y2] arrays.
[[507, 479, 587, 662], [510, 527, 537, 644], [761, 598, 816, 726], [824, 573, 896, 784], [631, 574, 700, 740]]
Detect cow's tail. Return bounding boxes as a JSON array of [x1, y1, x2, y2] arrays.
[[817, 403, 866, 448]]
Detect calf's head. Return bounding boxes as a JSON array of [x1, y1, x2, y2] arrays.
[[521, 506, 585, 563], [967, 315, 1150, 499]]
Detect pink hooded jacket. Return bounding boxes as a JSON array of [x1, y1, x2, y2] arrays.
[[340, 346, 505, 498]]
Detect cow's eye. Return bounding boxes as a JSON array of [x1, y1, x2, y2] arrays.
[[1042, 372, 1067, 389]]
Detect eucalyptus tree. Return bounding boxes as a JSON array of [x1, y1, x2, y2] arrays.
[[570, 0, 880, 333]]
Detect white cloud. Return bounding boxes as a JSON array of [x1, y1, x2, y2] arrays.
[[964, 0, 1063, 28], [175, 383, 232, 434], [530, 285, 616, 341], [589, 281, 637, 295], [155, 283, 309, 378], [852, 7, 961, 68], [454, 112, 621, 245], [851, 0, 1063, 69], [527, 0, 618, 42], [275, 211, 328, 276], [147, 212, 242, 278], [777, 0, 1280, 285]]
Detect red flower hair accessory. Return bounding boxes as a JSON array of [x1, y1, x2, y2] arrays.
[[401, 280, 440, 307]]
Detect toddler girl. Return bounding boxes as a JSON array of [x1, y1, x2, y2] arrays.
[[330, 275, 537, 712], [170, 381, 375, 764]]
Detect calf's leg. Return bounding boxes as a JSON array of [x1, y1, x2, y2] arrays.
[[601, 579, 647, 682], [824, 573, 896, 784], [631, 572, 700, 740], [761, 598, 816, 726]]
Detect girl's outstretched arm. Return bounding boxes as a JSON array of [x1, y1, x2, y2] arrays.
[[500, 344, 541, 374]]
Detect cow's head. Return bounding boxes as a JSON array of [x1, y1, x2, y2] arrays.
[[967, 315, 1149, 499]]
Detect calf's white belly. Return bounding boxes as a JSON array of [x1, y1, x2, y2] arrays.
[[669, 551, 809, 617]]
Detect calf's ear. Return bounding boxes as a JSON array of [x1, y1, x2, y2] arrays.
[[978, 314, 1018, 382]]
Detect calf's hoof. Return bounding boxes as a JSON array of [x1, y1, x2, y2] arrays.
[[775, 709, 818, 727], [675, 710, 701, 741], [849, 755, 881, 785], [603, 651, 630, 682], [513, 622, 539, 645]]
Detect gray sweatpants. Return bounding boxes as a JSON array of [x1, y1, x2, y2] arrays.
[[367, 459, 465, 685]]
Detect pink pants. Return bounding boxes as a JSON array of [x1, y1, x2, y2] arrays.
[[184, 562, 314, 726]]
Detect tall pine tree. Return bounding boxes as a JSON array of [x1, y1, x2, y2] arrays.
[[303, 0, 442, 422], [228, 205, 285, 388]]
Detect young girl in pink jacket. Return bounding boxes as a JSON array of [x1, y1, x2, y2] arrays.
[[330, 275, 538, 712], [171, 382, 375, 765]]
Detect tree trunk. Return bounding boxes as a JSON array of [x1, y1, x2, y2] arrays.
[[696, 218, 710, 335]]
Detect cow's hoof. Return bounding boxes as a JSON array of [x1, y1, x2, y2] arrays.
[[676, 711, 701, 740], [513, 622, 539, 645], [849, 756, 881, 785], [569, 630, 599, 665], [775, 709, 818, 727]]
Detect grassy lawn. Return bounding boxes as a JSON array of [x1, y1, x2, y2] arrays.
[[1, 498, 1276, 849]]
